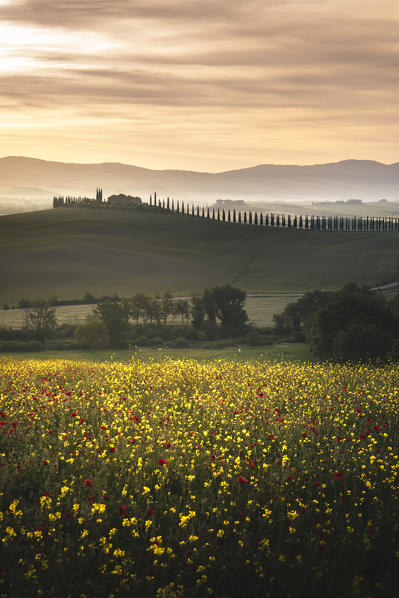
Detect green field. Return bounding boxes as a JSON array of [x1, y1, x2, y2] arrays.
[[0, 343, 311, 362], [1, 207, 398, 303]]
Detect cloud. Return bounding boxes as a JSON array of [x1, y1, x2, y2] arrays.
[[0, 0, 398, 168]]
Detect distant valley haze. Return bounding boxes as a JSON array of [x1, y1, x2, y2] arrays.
[[1, 156, 399, 215], [1, 1, 399, 213]]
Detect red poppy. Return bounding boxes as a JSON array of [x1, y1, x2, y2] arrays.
[[118, 505, 127, 517], [333, 472, 344, 480], [71, 412, 77, 417], [109, 447, 116, 453], [157, 458, 168, 466], [236, 475, 248, 484], [165, 442, 171, 448], [84, 479, 93, 487]]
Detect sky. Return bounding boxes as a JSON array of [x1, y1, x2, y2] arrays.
[[0, 0, 398, 171]]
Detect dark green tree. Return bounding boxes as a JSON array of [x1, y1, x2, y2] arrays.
[[273, 290, 332, 334], [174, 299, 190, 325], [160, 290, 174, 325], [211, 284, 248, 329], [94, 299, 129, 346], [309, 284, 397, 361], [191, 295, 206, 328], [202, 288, 217, 324], [145, 298, 162, 325], [129, 292, 151, 325], [27, 301, 57, 343]]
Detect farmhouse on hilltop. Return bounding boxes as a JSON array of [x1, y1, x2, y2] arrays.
[[107, 193, 142, 207], [53, 189, 142, 208]]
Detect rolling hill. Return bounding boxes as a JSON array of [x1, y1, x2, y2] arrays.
[[0, 207, 398, 304], [1, 157, 399, 214]]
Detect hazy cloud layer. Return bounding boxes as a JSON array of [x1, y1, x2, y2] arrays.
[[0, 0, 398, 169]]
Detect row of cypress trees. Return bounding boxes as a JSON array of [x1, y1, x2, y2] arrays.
[[149, 193, 399, 232]]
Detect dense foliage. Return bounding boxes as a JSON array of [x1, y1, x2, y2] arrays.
[[1, 357, 399, 596], [274, 285, 399, 361]]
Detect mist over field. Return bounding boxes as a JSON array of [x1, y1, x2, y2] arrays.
[[1, 156, 399, 215]]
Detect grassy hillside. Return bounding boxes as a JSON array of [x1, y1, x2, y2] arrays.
[[1, 207, 398, 303]]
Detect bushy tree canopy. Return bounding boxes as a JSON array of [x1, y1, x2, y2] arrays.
[[276, 284, 399, 362], [27, 301, 57, 343]]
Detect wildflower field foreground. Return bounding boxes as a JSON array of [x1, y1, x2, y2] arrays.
[[1, 357, 399, 598]]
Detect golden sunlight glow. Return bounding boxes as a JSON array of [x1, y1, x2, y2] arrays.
[[0, 0, 398, 169]]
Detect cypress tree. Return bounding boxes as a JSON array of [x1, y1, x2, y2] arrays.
[[207, 207, 210, 218], [265, 214, 269, 226], [249, 211, 253, 225], [271, 213, 274, 226], [260, 213, 263, 225], [217, 208, 220, 221], [177, 200, 180, 213], [167, 197, 170, 210], [222, 209, 225, 221], [276, 214, 280, 227], [244, 211, 247, 224], [182, 201, 185, 215], [197, 205, 200, 217], [172, 199, 175, 212], [227, 209, 231, 222], [287, 214, 291, 227], [233, 209, 236, 223], [212, 208, 215, 220], [254, 212, 258, 225], [238, 211, 242, 223]]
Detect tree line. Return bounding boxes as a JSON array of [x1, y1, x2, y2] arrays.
[[6, 285, 249, 349], [148, 193, 399, 233]]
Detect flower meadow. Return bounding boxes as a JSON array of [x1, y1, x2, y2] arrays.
[[1, 357, 399, 598]]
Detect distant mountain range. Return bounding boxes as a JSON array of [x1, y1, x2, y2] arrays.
[[1, 156, 399, 213]]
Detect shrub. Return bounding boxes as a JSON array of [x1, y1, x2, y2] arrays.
[[246, 331, 263, 346], [133, 336, 149, 347], [148, 336, 164, 347], [174, 336, 189, 348], [74, 317, 109, 348], [0, 340, 44, 352]]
